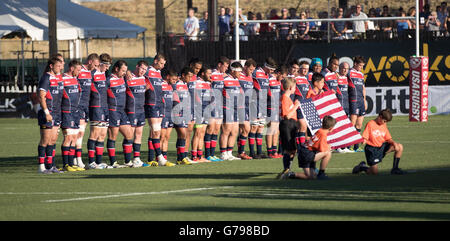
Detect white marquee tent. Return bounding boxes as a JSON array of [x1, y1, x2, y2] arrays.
[[0, 0, 146, 40]]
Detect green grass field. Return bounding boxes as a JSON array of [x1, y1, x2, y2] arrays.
[[1, 115, 450, 221]]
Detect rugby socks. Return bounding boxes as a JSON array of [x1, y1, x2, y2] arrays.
[[238, 135, 247, 154], [95, 141, 104, 164], [87, 139, 96, 164], [61, 146, 70, 167], [197, 150, 203, 159], [176, 138, 186, 161], [45, 145, 54, 169], [248, 132, 256, 156], [107, 139, 116, 166], [69, 146, 76, 166], [256, 133, 263, 155], [152, 138, 162, 158], [147, 138, 155, 162], [393, 157, 401, 169], [38, 145, 47, 168], [75, 148, 82, 159], [122, 139, 133, 164], [204, 134, 211, 158], [133, 143, 141, 158], [191, 150, 198, 159], [210, 134, 218, 157]]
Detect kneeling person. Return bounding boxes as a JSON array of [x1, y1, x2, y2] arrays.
[[352, 109, 405, 175]]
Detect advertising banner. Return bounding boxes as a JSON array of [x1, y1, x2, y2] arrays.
[[409, 56, 429, 122]]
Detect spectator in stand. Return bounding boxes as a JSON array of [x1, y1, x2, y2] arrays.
[[219, 7, 231, 37], [331, 8, 347, 39], [446, 6, 450, 35], [277, 8, 292, 40], [367, 8, 377, 31], [379, 5, 394, 38], [184, 8, 200, 41], [420, 3, 431, 27], [396, 10, 411, 38], [199, 11, 208, 37], [351, 4, 368, 39], [237, 8, 249, 41], [305, 9, 316, 30], [437, 2, 448, 33], [257, 12, 270, 37], [425, 11, 441, 33], [247, 11, 260, 38], [296, 11, 310, 40], [269, 9, 281, 33], [408, 7, 416, 30]]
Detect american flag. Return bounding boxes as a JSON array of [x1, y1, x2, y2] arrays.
[[299, 90, 363, 149]]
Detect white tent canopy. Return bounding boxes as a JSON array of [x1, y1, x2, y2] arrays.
[[0, 0, 146, 40]]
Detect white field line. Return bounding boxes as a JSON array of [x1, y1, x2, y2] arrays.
[[41, 186, 234, 203]]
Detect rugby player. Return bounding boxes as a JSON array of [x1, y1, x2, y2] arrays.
[[186, 59, 203, 161], [191, 66, 213, 162], [249, 57, 277, 159], [292, 60, 310, 147], [220, 61, 243, 161], [125, 60, 150, 167], [160, 70, 177, 163], [105, 60, 136, 168], [37, 57, 64, 174], [237, 58, 256, 160], [172, 67, 195, 164], [60, 60, 84, 171], [75, 53, 99, 169], [86, 53, 111, 169], [145, 54, 175, 166], [336, 62, 353, 153], [205, 56, 230, 161], [266, 65, 285, 158], [348, 56, 367, 152]]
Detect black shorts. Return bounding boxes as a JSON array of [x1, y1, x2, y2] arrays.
[[61, 112, 80, 129], [89, 107, 109, 123], [128, 112, 146, 127], [365, 142, 391, 166], [145, 105, 164, 119], [37, 109, 56, 129], [162, 116, 174, 129], [109, 109, 130, 127], [279, 119, 299, 152], [298, 145, 317, 168], [350, 101, 366, 116]]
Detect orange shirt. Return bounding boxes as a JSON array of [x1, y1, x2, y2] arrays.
[[307, 128, 329, 152], [281, 93, 297, 120], [362, 120, 392, 147]]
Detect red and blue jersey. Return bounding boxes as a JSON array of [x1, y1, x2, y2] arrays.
[[193, 78, 212, 116], [348, 68, 365, 103], [161, 81, 174, 118], [38, 72, 62, 115], [125, 74, 146, 114], [252, 67, 271, 118], [210, 69, 226, 112], [77, 65, 92, 108], [89, 70, 108, 109], [267, 77, 281, 110], [293, 75, 311, 100], [321, 68, 342, 99], [172, 80, 190, 119], [145, 66, 164, 109], [223, 75, 242, 111], [61, 73, 81, 113], [107, 74, 127, 112], [238, 73, 254, 109], [337, 74, 350, 111]]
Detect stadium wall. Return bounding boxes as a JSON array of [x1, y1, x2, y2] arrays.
[[161, 38, 450, 87], [1, 86, 449, 118]]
